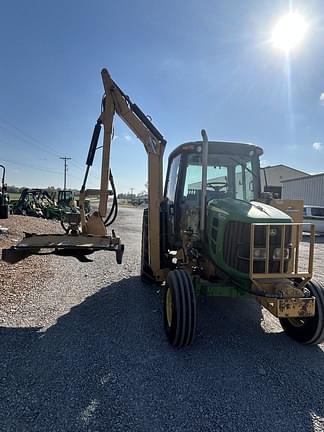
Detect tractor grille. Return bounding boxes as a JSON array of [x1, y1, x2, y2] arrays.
[[223, 221, 291, 274]]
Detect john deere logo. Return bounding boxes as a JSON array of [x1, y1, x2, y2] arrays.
[[270, 228, 277, 237]]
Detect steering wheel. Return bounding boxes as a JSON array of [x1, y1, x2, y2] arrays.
[[206, 181, 228, 191]]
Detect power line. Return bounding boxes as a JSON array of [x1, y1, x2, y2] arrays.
[[2, 158, 61, 175], [0, 120, 98, 177], [1, 152, 89, 184], [0, 120, 60, 158], [0, 119, 103, 185]]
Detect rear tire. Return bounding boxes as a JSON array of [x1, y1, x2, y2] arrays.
[[140, 209, 155, 284], [0, 204, 9, 219], [163, 269, 197, 347], [279, 280, 324, 345]]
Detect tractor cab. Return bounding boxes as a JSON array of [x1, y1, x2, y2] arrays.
[[164, 141, 263, 247], [57, 190, 75, 207]]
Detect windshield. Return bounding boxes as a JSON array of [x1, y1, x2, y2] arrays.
[[183, 153, 257, 202]]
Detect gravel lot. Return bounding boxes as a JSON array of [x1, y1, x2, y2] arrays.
[[1, 208, 324, 432]]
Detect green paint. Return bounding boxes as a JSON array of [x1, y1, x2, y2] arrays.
[[206, 197, 292, 290], [193, 276, 251, 298]]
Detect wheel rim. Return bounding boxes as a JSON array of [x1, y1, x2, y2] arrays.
[[166, 288, 173, 328]]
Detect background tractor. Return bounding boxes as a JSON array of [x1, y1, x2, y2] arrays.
[[57, 190, 76, 209], [11, 188, 61, 219], [57, 190, 91, 213], [3, 69, 324, 348], [58, 190, 92, 215], [0, 164, 9, 219]]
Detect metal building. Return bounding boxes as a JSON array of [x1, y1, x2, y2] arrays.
[[282, 173, 324, 206], [260, 164, 309, 198]]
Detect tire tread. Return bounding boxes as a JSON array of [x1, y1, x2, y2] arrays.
[[164, 269, 196, 348]]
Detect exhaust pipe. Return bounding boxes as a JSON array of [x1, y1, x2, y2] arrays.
[[200, 129, 208, 238]]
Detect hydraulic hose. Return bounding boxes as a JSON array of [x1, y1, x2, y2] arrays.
[[60, 219, 70, 234], [104, 171, 118, 227]]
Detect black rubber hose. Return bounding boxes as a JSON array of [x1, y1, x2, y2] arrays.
[[0, 165, 5, 190], [104, 171, 118, 226], [60, 219, 70, 234], [105, 173, 115, 223], [106, 197, 118, 227], [105, 187, 118, 226]]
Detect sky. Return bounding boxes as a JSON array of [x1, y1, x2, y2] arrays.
[[0, 0, 324, 194]]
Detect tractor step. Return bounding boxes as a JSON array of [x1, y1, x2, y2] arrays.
[[2, 233, 124, 264]]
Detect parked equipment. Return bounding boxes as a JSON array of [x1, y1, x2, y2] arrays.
[[11, 188, 61, 219], [10, 188, 87, 220], [61, 191, 92, 215], [3, 69, 324, 347], [0, 165, 9, 219], [57, 190, 76, 209]]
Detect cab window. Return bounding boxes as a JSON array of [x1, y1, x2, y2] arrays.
[[166, 154, 181, 201], [235, 161, 254, 201]]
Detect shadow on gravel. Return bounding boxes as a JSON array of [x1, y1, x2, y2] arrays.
[[1, 276, 324, 432]]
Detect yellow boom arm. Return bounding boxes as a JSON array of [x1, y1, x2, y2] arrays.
[[2, 68, 166, 274], [97, 68, 166, 277]]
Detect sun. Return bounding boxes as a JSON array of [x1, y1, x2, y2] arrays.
[[272, 12, 308, 52]]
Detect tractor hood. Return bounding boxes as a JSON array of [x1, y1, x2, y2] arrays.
[[208, 198, 292, 223], [206, 198, 293, 285]]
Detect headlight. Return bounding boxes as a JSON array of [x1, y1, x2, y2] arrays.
[[273, 247, 289, 260], [253, 248, 266, 260]]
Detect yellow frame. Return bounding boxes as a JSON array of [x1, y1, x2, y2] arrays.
[[249, 222, 315, 287]]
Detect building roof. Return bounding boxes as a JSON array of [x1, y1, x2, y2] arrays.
[[281, 172, 324, 183], [261, 164, 310, 177]]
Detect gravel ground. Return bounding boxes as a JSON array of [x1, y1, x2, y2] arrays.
[[0, 216, 62, 320], [1, 208, 324, 432]]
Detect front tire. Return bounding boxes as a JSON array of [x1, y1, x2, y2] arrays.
[[163, 270, 197, 347], [279, 280, 324, 345]]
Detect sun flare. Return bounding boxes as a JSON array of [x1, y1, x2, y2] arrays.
[[272, 12, 307, 52]]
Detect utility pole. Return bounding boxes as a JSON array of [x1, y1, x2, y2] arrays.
[[60, 157, 71, 190], [130, 187, 134, 197]]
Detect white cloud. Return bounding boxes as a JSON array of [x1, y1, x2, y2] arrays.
[[124, 135, 132, 141], [313, 142, 322, 151], [320, 93, 324, 106], [260, 159, 270, 167]]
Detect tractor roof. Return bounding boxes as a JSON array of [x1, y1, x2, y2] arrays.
[[168, 141, 263, 161]]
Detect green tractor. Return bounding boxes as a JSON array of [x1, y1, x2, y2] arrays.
[[147, 134, 323, 347], [58, 190, 91, 214], [11, 188, 62, 219], [57, 190, 76, 209], [0, 165, 9, 219]]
